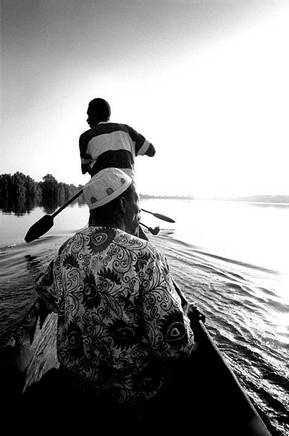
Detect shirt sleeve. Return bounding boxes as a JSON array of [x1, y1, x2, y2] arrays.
[[140, 248, 194, 360], [35, 260, 60, 313], [127, 125, 155, 157], [79, 133, 92, 174]]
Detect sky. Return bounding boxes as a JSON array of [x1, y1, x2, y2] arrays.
[[1, 0, 289, 198]]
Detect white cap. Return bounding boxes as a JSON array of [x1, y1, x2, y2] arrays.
[[83, 168, 132, 210]]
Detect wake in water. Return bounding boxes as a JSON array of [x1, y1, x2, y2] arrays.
[[0, 231, 288, 435], [155, 234, 288, 436]]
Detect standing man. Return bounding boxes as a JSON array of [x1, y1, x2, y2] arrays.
[[79, 98, 157, 240], [79, 98, 156, 178]]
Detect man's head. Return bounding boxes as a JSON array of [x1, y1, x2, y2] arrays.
[[87, 98, 111, 127], [83, 168, 140, 235]]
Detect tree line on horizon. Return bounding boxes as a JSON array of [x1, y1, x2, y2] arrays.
[[0, 172, 83, 215]]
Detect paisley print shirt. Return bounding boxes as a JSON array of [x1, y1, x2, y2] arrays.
[[36, 227, 194, 405]]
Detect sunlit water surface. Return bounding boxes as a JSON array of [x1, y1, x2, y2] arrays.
[[0, 200, 288, 435]]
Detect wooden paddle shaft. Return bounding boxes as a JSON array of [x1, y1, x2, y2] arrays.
[[52, 190, 83, 218], [51, 191, 174, 222], [141, 209, 175, 223]]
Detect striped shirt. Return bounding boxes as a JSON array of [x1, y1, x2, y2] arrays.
[[79, 122, 155, 178]]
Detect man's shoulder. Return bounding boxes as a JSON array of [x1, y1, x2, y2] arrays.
[[79, 128, 96, 142], [60, 227, 151, 255], [80, 123, 134, 138], [100, 122, 134, 135], [57, 232, 82, 255], [58, 227, 95, 251], [114, 229, 164, 258], [57, 228, 166, 268]]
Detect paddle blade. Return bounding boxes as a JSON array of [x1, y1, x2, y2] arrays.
[[24, 215, 54, 242], [152, 213, 175, 223]]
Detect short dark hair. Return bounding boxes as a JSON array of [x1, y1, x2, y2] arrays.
[[89, 183, 134, 225], [87, 98, 111, 121]]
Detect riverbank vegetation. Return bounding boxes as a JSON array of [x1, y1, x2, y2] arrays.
[[0, 172, 83, 215]]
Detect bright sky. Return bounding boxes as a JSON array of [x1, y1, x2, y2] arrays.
[[1, 0, 289, 197]]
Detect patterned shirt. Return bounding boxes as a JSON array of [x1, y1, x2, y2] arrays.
[[36, 227, 194, 405], [79, 122, 154, 178]]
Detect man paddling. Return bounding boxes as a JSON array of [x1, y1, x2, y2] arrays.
[[79, 98, 156, 177], [23, 168, 194, 433], [79, 97, 157, 240]]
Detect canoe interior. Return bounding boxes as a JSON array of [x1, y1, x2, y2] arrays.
[[0, 318, 272, 435]]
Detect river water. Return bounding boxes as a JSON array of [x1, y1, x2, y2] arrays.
[[0, 199, 288, 435]]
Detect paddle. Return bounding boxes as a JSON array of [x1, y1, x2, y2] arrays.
[[24, 190, 83, 243], [141, 208, 175, 223], [25, 190, 175, 243]]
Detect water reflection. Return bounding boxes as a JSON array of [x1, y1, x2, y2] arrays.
[[2, 198, 289, 280], [25, 254, 44, 280], [39, 197, 60, 215], [0, 195, 85, 216], [0, 197, 37, 216], [246, 202, 289, 209]]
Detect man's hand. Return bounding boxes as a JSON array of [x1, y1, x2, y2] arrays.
[[187, 305, 206, 325]]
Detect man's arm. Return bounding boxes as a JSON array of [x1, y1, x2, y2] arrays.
[[145, 143, 156, 157], [35, 260, 60, 313], [81, 161, 91, 175], [11, 260, 58, 352], [127, 125, 156, 158], [79, 133, 92, 175], [141, 250, 194, 359]]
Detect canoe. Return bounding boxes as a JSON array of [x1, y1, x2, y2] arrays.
[[1, 308, 273, 436], [186, 312, 272, 436], [1, 199, 275, 433]]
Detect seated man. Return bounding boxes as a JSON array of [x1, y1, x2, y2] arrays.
[[21, 168, 195, 433]]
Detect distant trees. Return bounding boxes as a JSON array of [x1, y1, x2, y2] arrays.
[[38, 173, 59, 205], [0, 172, 83, 215], [0, 172, 38, 201]]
